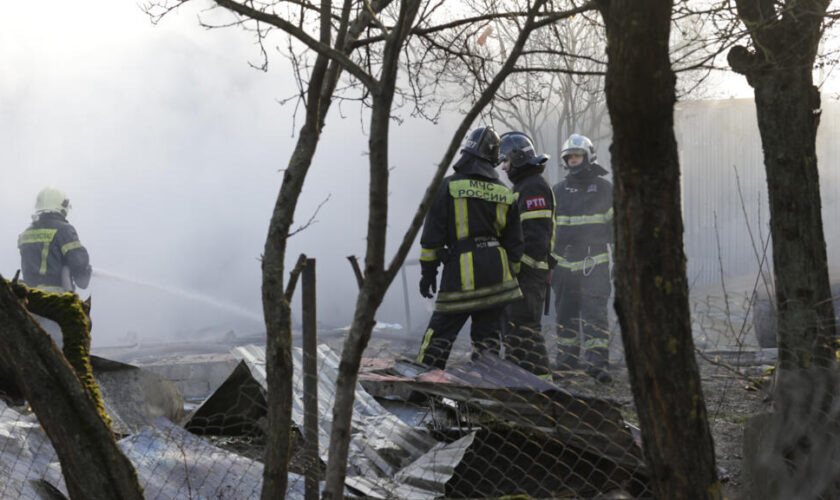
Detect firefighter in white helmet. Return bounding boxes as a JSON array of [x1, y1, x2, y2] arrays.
[[551, 134, 614, 384]]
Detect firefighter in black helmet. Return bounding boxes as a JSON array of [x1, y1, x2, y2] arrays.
[[416, 126, 524, 370], [498, 131, 553, 379], [552, 134, 613, 384]]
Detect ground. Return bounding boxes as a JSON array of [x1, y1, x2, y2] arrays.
[[548, 358, 768, 500]]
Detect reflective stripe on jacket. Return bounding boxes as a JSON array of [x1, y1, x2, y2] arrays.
[[18, 213, 90, 291], [512, 169, 555, 276], [420, 171, 524, 313], [552, 171, 613, 273]]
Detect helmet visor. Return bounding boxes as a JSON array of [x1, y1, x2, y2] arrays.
[[562, 148, 587, 158]]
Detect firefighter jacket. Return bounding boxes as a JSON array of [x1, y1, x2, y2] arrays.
[[509, 164, 555, 278], [551, 163, 613, 273], [420, 155, 524, 313], [18, 212, 91, 293]]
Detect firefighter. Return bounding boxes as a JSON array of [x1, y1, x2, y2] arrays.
[[551, 134, 613, 384], [498, 131, 553, 379], [417, 126, 524, 370], [18, 187, 92, 345]]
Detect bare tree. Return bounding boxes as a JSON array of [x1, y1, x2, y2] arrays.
[[728, 0, 837, 372], [0, 278, 144, 499], [596, 0, 721, 498], [147, 1, 594, 497], [322, 2, 597, 495]]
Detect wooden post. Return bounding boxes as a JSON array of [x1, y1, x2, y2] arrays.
[[302, 258, 318, 500], [400, 266, 412, 334]]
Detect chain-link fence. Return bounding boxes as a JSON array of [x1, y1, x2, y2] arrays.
[[0, 274, 821, 499]]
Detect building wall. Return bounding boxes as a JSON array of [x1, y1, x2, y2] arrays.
[[675, 97, 840, 289]]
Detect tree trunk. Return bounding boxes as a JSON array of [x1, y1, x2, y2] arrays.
[[728, 0, 835, 369], [261, 122, 322, 500], [253, 2, 396, 495], [0, 278, 144, 500], [322, 2, 421, 496], [597, 1, 721, 498], [756, 73, 834, 370]]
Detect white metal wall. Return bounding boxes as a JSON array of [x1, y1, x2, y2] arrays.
[[676, 97, 840, 288]]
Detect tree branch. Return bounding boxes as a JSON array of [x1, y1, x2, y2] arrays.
[[214, 0, 379, 90]]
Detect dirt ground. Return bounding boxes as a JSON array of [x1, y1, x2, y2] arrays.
[[548, 357, 768, 500]]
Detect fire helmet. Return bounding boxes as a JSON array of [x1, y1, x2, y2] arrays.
[[560, 134, 597, 168], [34, 187, 71, 217], [461, 126, 501, 164], [499, 131, 550, 170]]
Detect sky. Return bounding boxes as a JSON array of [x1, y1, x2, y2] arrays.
[[0, 0, 459, 347]]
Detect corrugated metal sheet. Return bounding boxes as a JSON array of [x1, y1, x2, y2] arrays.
[[118, 418, 263, 499], [0, 401, 274, 500], [229, 344, 467, 499], [0, 401, 62, 499]]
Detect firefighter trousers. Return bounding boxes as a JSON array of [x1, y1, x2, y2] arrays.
[[502, 268, 551, 378], [417, 306, 504, 370], [552, 263, 611, 370]]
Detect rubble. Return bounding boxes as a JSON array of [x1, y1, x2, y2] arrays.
[[186, 344, 468, 498], [1, 340, 650, 498], [359, 353, 650, 497], [90, 356, 185, 435]]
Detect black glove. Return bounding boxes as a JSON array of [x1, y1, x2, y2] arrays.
[[419, 275, 437, 298]]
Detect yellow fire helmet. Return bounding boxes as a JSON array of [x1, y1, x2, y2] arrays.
[[34, 187, 71, 217]]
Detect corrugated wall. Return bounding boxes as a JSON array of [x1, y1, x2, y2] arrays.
[[675, 97, 840, 288]]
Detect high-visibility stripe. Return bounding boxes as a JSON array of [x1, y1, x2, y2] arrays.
[[512, 261, 521, 275], [494, 203, 509, 234], [437, 277, 520, 302], [537, 373, 553, 380], [555, 207, 614, 226], [551, 252, 610, 272], [556, 336, 579, 346], [499, 248, 511, 282], [449, 179, 514, 205], [460, 252, 475, 291], [61, 240, 83, 255], [583, 337, 609, 350], [417, 328, 435, 363], [19, 229, 59, 275], [454, 198, 469, 240], [434, 286, 523, 313], [420, 247, 440, 262], [549, 190, 557, 255], [521, 254, 549, 270], [18, 229, 58, 245], [521, 209, 553, 221]]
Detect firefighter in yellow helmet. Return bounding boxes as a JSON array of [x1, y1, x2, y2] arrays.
[[19, 187, 92, 293], [416, 126, 524, 370], [18, 188, 92, 344]]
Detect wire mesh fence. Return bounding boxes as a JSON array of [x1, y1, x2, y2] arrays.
[[0, 275, 817, 499]]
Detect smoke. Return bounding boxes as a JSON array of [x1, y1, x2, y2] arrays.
[[0, 1, 457, 348]]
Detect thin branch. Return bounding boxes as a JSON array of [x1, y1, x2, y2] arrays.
[[288, 194, 332, 237], [214, 0, 379, 90]]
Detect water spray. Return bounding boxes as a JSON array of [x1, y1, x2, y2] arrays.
[[91, 268, 263, 323]]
